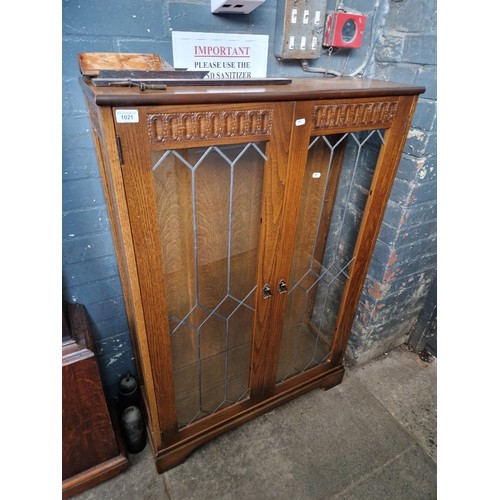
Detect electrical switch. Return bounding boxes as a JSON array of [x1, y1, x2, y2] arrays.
[[275, 0, 327, 60]]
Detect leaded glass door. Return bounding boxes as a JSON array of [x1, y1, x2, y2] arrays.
[[151, 142, 266, 426], [272, 96, 418, 390], [276, 129, 386, 383], [114, 102, 296, 438]]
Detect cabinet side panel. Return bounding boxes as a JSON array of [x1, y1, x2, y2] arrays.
[[84, 98, 164, 449], [88, 127, 143, 382]]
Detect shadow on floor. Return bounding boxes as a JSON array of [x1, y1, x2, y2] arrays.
[[73, 346, 437, 500]]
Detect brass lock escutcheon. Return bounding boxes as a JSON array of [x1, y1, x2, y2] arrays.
[[263, 284, 273, 299], [278, 279, 288, 294]]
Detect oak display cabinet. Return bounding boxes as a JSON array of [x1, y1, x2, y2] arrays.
[[81, 76, 424, 472]]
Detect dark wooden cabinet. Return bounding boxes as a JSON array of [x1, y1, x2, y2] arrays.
[[62, 303, 128, 498], [81, 77, 424, 472]]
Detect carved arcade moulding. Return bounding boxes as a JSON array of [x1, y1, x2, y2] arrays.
[[147, 109, 273, 144], [313, 101, 398, 130]]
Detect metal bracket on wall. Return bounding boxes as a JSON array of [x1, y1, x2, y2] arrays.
[[211, 0, 266, 14]]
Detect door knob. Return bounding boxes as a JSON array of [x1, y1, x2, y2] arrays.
[[263, 284, 273, 299], [278, 279, 288, 294]]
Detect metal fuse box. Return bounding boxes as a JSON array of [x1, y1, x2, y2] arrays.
[[275, 0, 327, 60]]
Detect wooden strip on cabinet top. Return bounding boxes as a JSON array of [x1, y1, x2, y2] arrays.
[[79, 52, 170, 76], [81, 77, 425, 107]]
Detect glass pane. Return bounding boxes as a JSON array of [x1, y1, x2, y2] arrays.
[[276, 130, 385, 383], [152, 142, 266, 427]]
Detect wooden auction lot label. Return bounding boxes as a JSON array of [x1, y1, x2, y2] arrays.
[[172, 31, 269, 79]]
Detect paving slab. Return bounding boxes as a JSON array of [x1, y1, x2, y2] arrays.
[[70, 347, 437, 500], [162, 367, 436, 499], [331, 444, 437, 499], [350, 346, 437, 462], [72, 444, 169, 500]]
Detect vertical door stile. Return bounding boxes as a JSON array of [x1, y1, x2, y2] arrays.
[[114, 107, 179, 445], [249, 100, 314, 400], [330, 94, 420, 366]]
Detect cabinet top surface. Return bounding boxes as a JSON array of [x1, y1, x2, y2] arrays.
[[81, 76, 425, 107]]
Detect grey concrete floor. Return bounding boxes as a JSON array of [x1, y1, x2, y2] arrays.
[[73, 346, 437, 500]]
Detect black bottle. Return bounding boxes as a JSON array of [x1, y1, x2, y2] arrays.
[[118, 373, 139, 412], [121, 406, 146, 454]]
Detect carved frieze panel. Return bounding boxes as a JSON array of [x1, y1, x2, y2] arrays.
[[147, 109, 273, 144], [312, 101, 398, 130]]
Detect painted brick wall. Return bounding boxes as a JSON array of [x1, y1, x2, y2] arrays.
[[345, 0, 437, 363], [62, 0, 437, 397]]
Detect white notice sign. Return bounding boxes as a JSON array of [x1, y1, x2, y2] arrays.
[[172, 32, 269, 79]]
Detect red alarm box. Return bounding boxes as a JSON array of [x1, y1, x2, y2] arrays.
[[323, 11, 366, 49]]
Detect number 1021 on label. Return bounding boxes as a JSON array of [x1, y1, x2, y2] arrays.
[[116, 110, 139, 123]]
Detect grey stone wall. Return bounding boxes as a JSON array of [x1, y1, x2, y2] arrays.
[[344, 0, 437, 364], [62, 0, 437, 396]]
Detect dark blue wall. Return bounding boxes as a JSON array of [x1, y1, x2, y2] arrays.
[[62, 0, 437, 397]]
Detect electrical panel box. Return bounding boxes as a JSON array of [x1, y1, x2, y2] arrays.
[[323, 11, 366, 49], [275, 0, 327, 60], [211, 0, 265, 14]]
